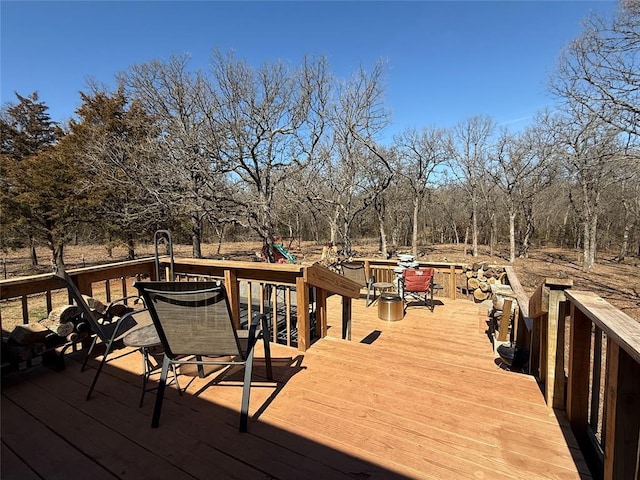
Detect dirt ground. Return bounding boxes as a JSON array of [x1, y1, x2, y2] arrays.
[[2, 240, 639, 321]]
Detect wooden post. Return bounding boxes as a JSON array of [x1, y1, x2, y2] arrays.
[[604, 340, 640, 480], [316, 288, 327, 339], [449, 265, 456, 300], [296, 277, 310, 351], [529, 278, 573, 407], [342, 296, 352, 341], [567, 303, 591, 444], [546, 288, 568, 409], [364, 260, 371, 283], [497, 299, 512, 342], [223, 269, 240, 329]]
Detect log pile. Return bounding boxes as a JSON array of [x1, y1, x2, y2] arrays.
[[462, 262, 507, 302], [40, 304, 90, 343]]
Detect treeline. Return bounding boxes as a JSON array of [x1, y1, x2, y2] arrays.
[[1, 1, 639, 272]]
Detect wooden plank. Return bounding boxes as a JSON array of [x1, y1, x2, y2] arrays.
[[296, 276, 310, 351], [1, 395, 116, 480], [0, 292, 590, 480], [224, 268, 240, 329], [567, 303, 591, 442], [546, 289, 567, 408], [604, 340, 640, 480], [449, 265, 456, 300], [497, 299, 512, 341], [304, 264, 361, 298], [566, 290, 640, 365], [504, 266, 530, 318], [1, 442, 41, 480], [316, 288, 328, 339]]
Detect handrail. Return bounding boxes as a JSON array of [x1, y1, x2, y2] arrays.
[[566, 290, 640, 364], [1, 257, 356, 352], [564, 290, 640, 479]]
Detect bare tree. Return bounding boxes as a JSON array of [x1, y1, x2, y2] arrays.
[[304, 61, 392, 257], [203, 51, 330, 261], [394, 127, 447, 257], [448, 115, 495, 257], [118, 55, 219, 258], [553, 103, 633, 272], [489, 117, 556, 262], [552, 0, 640, 136]]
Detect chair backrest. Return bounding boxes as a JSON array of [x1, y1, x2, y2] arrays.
[[402, 268, 434, 292], [340, 262, 366, 287], [134, 281, 242, 358]]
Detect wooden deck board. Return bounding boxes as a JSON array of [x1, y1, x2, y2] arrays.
[[1, 296, 591, 479]]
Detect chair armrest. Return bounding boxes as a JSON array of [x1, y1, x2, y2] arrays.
[[109, 308, 151, 343], [106, 294, 145, 312]]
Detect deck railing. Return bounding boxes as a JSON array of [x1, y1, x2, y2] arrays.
[[508, 267, 640, 480], [360, 258, 466, 299], [0, 258, 361, 352]]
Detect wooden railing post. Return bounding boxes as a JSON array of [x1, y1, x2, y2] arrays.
[[296, 277, 310, 351], [529, 278, 573, 408], [223, 268, 240, 329], [342, 296, 352, 341], [449, 265, 456, 300], [604, 340, 640, 480], [567, 303, 591, 446], [316, 288, 328, 339], [547, 287, 569, 408]]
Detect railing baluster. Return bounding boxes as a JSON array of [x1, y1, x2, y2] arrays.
[[246, 281, 253, 329], [45, 290, 52, 315], [21, 295, 28, 324], [271, 286, 278, 344], [590, 326, 603, 436], [285, 286, 291, 347]]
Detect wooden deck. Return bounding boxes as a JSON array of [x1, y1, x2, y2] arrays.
[[2, 294, 591, 479]]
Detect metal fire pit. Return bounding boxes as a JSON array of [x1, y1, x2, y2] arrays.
[[378, 293, 403, 321]]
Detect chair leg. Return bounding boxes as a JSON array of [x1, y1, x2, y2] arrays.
[[261, 317, 273, 381], [139, 347, 151, 408], [239, 349, 255, 432], [86, 340, 113, 400], [151, 355, 171, 428], [81, 335, 98, 372]]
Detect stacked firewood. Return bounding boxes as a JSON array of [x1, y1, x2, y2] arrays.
[[462, 262, 507, 302], [39, 304, 90, 342]]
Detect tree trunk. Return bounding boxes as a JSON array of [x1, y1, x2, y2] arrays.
[[29, 234, 38, 266], [215, 224, 224, 255], [412, 196, 419, 258], [509, 210, 516, 263], [471, 199, 479, 257], [376, 200, 389, 259], [463, 226, 469, 256], [127, 237, 135, 261], [192, 213, 202, 259], [490, 211, 497, 257], [619, 200, 631, 261]]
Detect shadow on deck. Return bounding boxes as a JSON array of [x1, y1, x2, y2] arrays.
[[1, 296, 592, 479]]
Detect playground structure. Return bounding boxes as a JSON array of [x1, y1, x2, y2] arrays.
[[260, 238, 296, 264]]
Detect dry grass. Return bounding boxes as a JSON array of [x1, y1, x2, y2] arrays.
[[2, 240, 639, 322]]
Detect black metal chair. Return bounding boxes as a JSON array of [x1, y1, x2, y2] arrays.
[[340, 262, 376, 306], [134, 281, 273, 432], [54, 269, 154, 400]]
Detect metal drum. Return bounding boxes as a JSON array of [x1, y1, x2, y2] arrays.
[[378, 293, 403, 321]]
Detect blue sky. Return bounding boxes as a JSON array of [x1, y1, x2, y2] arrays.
[[1, 1, 617, 137]]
